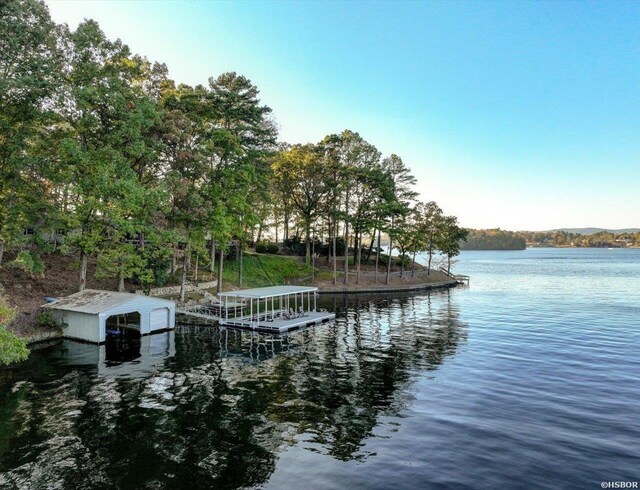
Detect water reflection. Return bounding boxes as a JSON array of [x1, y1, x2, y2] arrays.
[[0, 290, 465, 489]]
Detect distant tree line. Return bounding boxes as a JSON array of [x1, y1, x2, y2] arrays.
[[0, 0, 467, 301], [462, 229, 640, 249], [518, 230, 640, 248], [461, 229, 527, 250]]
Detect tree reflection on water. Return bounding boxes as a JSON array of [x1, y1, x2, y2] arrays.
[[0, 290, 466, 489]]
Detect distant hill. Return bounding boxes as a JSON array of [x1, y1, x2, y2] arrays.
[[550, 228, 640, 235]]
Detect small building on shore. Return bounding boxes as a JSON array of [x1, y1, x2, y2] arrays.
[[46, 289, 175, 344]]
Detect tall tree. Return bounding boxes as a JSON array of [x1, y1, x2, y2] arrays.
[[416, 201, 443, 274], [380, 154, 418, 285], [272, 144, 329, 266], [59, 20, 166, 291], [317, 134, 344, 285], [0, 0, 64, 265], [436, 215, 469, 274]]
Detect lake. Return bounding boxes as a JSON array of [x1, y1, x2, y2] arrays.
[[1, 248, 639, 489]]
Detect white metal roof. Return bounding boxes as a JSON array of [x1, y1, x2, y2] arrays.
[[46, 289, 174, 314], [218, 285, 318, 299]]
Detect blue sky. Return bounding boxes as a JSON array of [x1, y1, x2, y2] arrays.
[[45, 0, 640, 230]]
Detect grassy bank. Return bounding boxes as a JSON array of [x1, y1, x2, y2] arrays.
[[221, 253, 313, 288]]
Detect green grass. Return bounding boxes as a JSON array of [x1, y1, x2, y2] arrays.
[[221, 254, 313, 288]]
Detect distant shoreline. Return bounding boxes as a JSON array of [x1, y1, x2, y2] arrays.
[[461, 245, 640, 250]]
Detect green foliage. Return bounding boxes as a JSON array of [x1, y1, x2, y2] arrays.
[[283, 236, 306, 256], [462, 229, 527, 250], [10, 250, 44, 275], [0, 0, 470, 300], [256, 242, 281, 254], [518, 230, 640, 248], [0, 295, 28, 366], [36, 309, 64, 330], [0, 0, 65, 262], [436, 216, 469, 273]]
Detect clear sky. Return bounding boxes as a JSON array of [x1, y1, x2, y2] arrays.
[[45, 0, 640, 230]]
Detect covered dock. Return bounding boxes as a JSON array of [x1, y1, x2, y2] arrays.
[[45, 289, 175, 343], [218, 285, 335, 333]]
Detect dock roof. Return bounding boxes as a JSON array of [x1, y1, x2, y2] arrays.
[[45, 289, 173, 314], [218, 285, 318, 299]]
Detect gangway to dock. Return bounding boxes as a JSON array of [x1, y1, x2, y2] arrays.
[[176, 300, 244, 322]]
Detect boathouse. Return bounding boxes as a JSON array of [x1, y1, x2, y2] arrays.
[[46, 289, 175, 343], [218, 285, 335, 333]]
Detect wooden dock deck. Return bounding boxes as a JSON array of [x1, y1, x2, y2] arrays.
[[220, 310, 336, 333]]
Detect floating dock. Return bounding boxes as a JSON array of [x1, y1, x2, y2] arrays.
[[218, 285, 335, 333]]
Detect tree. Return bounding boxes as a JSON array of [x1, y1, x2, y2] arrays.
[[436, 215, 468, 274], [203, 72, 277, 290], [272, 144, 329, 266], [380, 154, 418, 285], [0, 0, 64, 265], [317, 134, 347, 284], [350, 163, 385, 283], [58, 20, 169, 291], [415, 201, 443, 274], [335, 130, 381, 284]]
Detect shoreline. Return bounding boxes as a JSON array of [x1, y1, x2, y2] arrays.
[[317, 279, 459, 294]]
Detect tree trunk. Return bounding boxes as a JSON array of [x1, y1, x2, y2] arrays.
[[171, 245, 177, 274], [332, 217, 337, 285], [365, 230, 376, 262], [400, 251, 405, 277], [311, 227, 316, 281], [374, 229, 381, 283], [343, 190, 350, 285], [179, 244, 189, 302], [427, 233, 433, 275], [238, 244, 243, 287], [210, 240, 216, 274], [118, 269, 125, 292], [305, 221, 312, 266], [447, 255, 451, 275], [217, 248, 224, 294], [79, 250, 88, 291], [0, 240, 4, 266], [256, 223, 263, 244], [411, 248, 417, 277], [284, 209, 289, 241], [356, 232, 362, 284], [194, 253, 199, 281], [385, 217, 394, 285]]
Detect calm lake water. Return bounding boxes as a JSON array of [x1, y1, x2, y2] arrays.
[[1, 248, 639, 489]]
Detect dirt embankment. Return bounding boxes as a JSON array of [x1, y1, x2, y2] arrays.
[[0, 253, 124, 339]]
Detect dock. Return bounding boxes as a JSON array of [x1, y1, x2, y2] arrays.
[[218, 285, 335, 333]]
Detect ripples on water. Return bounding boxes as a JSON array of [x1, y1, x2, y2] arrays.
[[1, 248, 639, 489]]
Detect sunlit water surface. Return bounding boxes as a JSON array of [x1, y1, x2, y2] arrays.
[[1, 248, 639, 489]]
